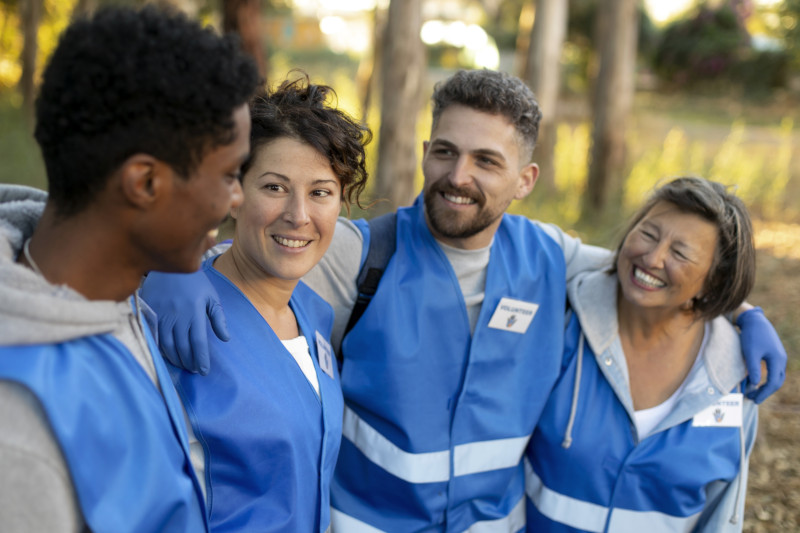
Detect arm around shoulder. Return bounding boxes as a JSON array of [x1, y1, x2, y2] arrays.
[[533, 221, 613, 281]]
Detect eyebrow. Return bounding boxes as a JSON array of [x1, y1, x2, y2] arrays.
[[430, 139, 507, 162], [256, 172, 339, 186], [642, 220, 696, 253]]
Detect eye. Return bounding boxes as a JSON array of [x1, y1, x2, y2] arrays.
[[264, 183, 284, 192], [673, 249, 689, 261], [311, 189, 331, 198], [640, 230, 656, 240], [433, 147, 455, 157], [477, 156, 498, 167]]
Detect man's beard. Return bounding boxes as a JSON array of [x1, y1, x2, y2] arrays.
[[423, 181, 501, 240]]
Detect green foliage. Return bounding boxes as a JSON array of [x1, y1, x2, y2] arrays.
[[779, 0, 800, 66], [0, 95, 46, 189], [651, 0, 791, 95], [512, 104, 798, 245], [653, 2, 748, 85]]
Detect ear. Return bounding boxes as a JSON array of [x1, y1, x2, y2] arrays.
[[514, 163, 539, 200], [422, 140, 430, 157], [120, 154, 172, 210]]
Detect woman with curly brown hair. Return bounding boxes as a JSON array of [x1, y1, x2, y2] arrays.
[[142, 73, 370, 532]]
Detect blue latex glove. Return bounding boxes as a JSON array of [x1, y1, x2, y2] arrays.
[[738, 307, 787, 404], [140, 270, 229, 375]]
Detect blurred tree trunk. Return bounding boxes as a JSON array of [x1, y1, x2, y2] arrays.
[[373, 0, 424, 213], [583, 0, 638, 219], [355, 6, 385, 124], [521, 0, 568, 190], [19, 0, 41, 126], [223, 0, 267, 81]]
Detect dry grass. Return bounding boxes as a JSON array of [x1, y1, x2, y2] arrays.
[[743, 223, 800, 532]]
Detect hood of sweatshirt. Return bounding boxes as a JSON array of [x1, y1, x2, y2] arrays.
[[0, 184, 134, 346]]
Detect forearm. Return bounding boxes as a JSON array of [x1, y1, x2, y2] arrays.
[[534, 221, 613, 280]]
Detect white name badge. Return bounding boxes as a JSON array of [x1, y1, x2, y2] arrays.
[[487, 297, 539, 334], [692, 393, 743, 428], [316, 331, 335, 379]]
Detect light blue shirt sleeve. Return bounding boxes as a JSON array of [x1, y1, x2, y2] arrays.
[[533, 221, 613, 280]]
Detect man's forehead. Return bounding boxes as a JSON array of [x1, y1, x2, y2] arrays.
[[430, 107, 519, 156]]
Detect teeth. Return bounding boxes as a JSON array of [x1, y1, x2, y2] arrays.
[[634, 267, 666, 288], [274, 236, 310, 248], [443, 193, 475, 205]]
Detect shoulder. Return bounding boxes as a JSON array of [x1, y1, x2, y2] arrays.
[[497, 215, 565, 255], [303, 217, 363, 296], [294, 280, 335, 329], [703, 316, 747, 391]]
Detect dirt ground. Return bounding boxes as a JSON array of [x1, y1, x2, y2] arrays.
[[742, 230, 800, 532]]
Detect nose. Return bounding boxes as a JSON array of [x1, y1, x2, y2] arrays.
[[229, 179, 244, 210], [642, 241, 668, 269], [283, 193, 310, 227], [448, 156, 473, 188]]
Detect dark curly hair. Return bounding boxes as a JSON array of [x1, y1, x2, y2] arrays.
[[611, 177, 756, 320], [242, 72, 371, 210], [430, 69, 542, 164], [34, 5, 260, 217]]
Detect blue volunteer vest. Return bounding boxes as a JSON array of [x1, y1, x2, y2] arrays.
[[173, 258, 343, 533], [0, 304, 208, 533], [331, 200, 567, 532], [526, 313, 748, 532]]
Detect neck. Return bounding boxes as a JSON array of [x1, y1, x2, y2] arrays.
[[617, 287, 702, 343], [214, 246, 299, 338], [21, 204, 143, 302], [616, 286, 706, 409]]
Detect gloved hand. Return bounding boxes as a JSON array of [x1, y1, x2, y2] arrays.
[[738, 307, 787, 404], [140, 270, 229, 375]]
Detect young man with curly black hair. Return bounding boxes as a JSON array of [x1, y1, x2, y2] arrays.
[[0, 6, 259, 532]]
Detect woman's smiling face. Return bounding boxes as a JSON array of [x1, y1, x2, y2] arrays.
[[616, 201, 719, 313], [230, 137, 341, 282]]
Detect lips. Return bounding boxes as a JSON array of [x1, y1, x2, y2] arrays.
[[442, 192, 476, 205], [633, 265, 666, 289], [273, 235, 311, 248]]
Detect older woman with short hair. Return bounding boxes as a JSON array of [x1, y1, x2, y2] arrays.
[[525, 177, 758, 533]]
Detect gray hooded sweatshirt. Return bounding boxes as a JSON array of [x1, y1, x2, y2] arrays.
[[0, 185, 163, 532]]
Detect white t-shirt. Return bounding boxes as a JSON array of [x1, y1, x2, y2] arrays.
[[282, 335, 320, 396], [633, 325, 709, 439]]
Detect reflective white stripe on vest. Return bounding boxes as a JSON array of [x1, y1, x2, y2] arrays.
[[343, 406, 530, 484], [607, 507, 700, 533], [525, 458, 608, 531], [330, 507, 386, 533], [342, 406, 450, 483], [465, 495, 526, 533], [525, 458, 702, 533], [454, 436, 529, 476], [331, 498, 525, 533]]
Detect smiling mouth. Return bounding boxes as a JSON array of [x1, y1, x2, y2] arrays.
[[442, 192, 476, 205], [633, 266, 666, 288], [273, 235, 310, 248]]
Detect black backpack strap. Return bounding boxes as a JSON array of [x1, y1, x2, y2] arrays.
[[343, 212, 397, 339]]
